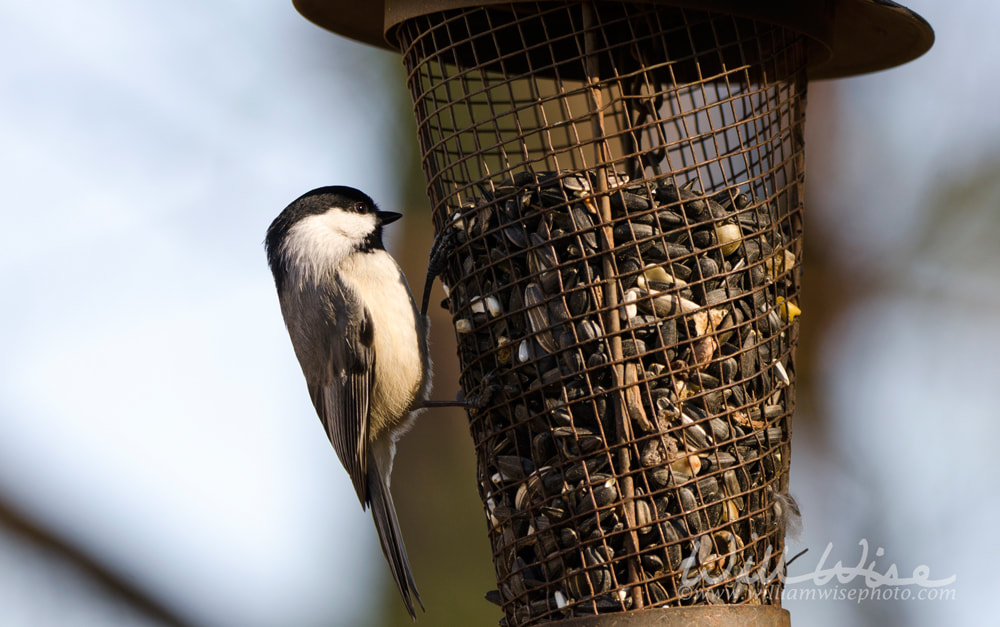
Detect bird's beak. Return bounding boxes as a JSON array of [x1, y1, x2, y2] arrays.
[[377, 211, 403, 225]]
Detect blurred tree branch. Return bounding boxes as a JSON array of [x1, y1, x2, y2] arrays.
[[0, 496, 191, 627]]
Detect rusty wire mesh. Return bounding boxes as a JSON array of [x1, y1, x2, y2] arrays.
[[392, 3, 805, 625]]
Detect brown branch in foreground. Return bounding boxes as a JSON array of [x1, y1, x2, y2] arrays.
[[0, 495, 192, 627]]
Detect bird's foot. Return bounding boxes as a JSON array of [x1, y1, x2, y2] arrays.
[[420, 221, 462, 317]]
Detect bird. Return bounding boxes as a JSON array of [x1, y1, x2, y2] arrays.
[[265, 185, 431, 618]]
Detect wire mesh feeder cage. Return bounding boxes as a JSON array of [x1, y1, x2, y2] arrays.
[[389, 3, 804, 624]]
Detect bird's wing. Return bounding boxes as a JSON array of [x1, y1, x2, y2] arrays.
[[306, 287, 375, 506]]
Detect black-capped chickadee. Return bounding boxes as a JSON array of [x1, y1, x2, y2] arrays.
[[265, 186, 431, 617]]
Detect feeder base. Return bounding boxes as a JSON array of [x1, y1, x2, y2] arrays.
[[535, 606, 790, 627]]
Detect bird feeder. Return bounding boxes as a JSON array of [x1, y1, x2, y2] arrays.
[[292, 1, 932, 625]]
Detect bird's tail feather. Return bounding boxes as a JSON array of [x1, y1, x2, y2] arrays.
[[368, 457, 423, 619]]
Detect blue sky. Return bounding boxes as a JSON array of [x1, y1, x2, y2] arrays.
[[0, 2, 413, 625]]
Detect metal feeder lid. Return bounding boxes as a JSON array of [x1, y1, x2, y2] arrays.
[[292, 0, 933, 79]]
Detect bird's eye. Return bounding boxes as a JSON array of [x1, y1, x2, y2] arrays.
[[354, 202, 366, 213]]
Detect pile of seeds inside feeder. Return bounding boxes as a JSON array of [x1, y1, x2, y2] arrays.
[[438, 171, 799, 625]]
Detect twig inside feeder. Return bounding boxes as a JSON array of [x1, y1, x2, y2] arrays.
[[581, 2, 643, 612]]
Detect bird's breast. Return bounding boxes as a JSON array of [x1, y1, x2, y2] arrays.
[[339, 251, 428, 440]]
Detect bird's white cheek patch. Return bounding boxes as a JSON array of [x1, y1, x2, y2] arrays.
[[325, 208, 378, 242], [282, 209, 376, 286]]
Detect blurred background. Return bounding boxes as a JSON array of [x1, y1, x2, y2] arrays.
[[0, 1, 995, 625]]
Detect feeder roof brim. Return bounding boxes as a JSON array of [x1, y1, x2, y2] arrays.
[[292, 0, 933, 79]]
